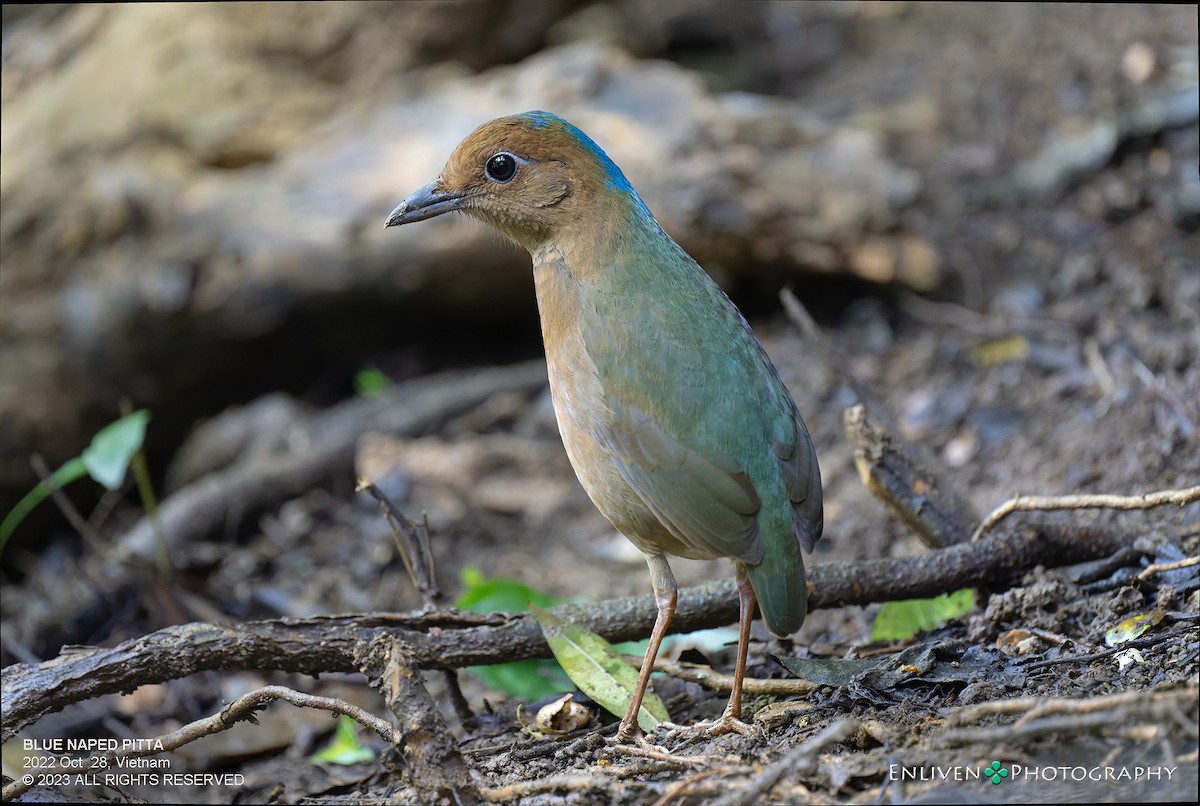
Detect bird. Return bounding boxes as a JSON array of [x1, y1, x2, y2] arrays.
[[385, 111, 822, 743]]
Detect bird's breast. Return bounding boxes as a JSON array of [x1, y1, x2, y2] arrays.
[[530, 246, 599, 428], [530, 246, 705, 558]]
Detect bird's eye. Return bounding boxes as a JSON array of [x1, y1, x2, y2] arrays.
[[485, 152, 518, 183]]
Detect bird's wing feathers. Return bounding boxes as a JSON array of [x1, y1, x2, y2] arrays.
[[600, 401, 764, 562], [772, 402, 823, 553], [579, 247, 819, 562]]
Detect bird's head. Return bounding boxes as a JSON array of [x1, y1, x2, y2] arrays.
[[385, 111, 649, 251]]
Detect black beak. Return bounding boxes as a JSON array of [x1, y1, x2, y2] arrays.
[[384, 181, 474, 227]]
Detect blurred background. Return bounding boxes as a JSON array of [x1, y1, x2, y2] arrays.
[[1, 2, 1197, 788]]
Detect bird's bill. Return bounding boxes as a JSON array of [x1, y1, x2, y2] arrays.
[[384, 181, 474, 227]]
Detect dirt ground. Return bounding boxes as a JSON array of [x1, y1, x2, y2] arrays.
[[2, 3, 1198, 804]]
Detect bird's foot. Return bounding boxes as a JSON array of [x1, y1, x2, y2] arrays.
[[697, 714, 759, 737], [662, 712, 760, 740], [606, 729, 669, 755], [603, 724, 708, 766], [604, 719, 715, 762]]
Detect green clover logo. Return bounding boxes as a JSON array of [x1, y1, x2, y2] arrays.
[[985, 761, 1009, 785]]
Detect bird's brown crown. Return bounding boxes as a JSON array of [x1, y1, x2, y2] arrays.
[[435, 111, 649, 249]]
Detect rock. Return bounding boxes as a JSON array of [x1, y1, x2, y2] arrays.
[[0, 6, 928, 497]]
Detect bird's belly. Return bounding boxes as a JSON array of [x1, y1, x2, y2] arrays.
[[546, 362, 719, 561], [532, 247, 720, 561]]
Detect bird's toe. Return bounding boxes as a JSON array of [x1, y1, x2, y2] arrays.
[[605, 728, 671, 756], [665, 713, 760, 740]]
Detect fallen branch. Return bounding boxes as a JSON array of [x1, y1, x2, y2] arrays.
[[600, 743, 711, 768], [935, 687, 1197, 747], [844, 404, 976, 547], [1021, 621, 1197, 671], [971, 485, 1200, 542], [364, 636, 481, 803], [716, 718, 859, 805], [649, 770, 726, 806], [651, 658, 819, 696], [2, 523, 1125, 741], [482, 774, 616, 802], [112, 362, 548, 564], [781, 289, 978, 547]]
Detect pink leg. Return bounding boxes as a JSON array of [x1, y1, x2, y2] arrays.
[[718, 562, 756, 725], [669, 562, 757, 738], [615, 553, 676, 743]]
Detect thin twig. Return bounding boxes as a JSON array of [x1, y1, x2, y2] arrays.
[[29, 454, 107, 556], [942, 696, 1042, 727], [971, 485, 1200, 542], [1025, 627, 1096, 652], [897, 289, 1076, 337], [1140, 382, 1198, 438], [1137, 555, 1200, 580], [482, 774, 613, 801], [1128, 354, 1198, 438], [1012, 690, 1149, 729], [652, 658, 819, 696], [945, 689, 1192, 730], [0, 631, 39, 665], [1083, 338, 1116, 415], [942, 711, 1158, 745], [780, 288, 881, 413], [4, 685, 399, 801], [714, 718, 859, 806], [936, 688, 1197, 746], [1022, 621, 1197, 670], [601, 743, 711, 767], [441, 668, 476, 724], [357, 477, 442, 607], [650, 770, 723, 806]]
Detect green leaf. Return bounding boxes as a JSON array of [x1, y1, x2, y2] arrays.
[[531, 603, 669, 732], [310, 716, 375, 765], [456, 567, 571, 701], [353, 366, 391, 398], [80, 410, 150, 491], [0, 457, 90, 552], [1104, 611, 1165, 647], [469, 658, 574, 703], [456, 566, 561, 613], [871, 589, 976, 642]]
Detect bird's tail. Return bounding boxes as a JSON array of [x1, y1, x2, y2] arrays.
[[744, 543, 808, 636]]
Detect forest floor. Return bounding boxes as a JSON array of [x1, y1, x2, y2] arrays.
[[3, 4, 1197, 804]]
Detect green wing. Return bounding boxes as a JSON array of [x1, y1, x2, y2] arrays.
[[601, 399, 764, 561], [580, 244, 820, 565]]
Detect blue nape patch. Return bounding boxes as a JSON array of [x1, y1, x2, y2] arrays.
[[517, 111, 638, 197], [523, 111, 556, 130]]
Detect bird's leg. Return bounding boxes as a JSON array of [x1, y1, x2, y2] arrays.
[[704, 562, 758, 735], [613, 553, 676, 745], [667, 562, 758, 739]]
